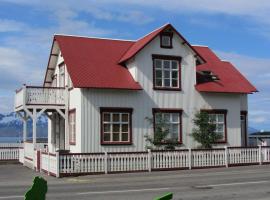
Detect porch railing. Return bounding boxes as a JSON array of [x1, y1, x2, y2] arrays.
[[0, 147, 19, 161], [15, 86, 67, 108]]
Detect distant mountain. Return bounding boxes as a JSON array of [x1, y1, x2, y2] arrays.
[[0, 112, 48, 138], [248, 127, 259, 134]]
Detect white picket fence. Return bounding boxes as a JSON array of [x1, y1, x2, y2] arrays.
[[0, 147, 19, 160], [13, 146, 270, 177], [53, 146, 270, 177]]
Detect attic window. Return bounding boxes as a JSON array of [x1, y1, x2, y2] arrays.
[[160, 32, 173, 48]]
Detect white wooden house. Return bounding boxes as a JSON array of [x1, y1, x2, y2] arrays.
[[15, 23, 257, 155]]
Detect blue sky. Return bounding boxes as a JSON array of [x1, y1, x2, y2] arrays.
[[0, 0, 269, 130]]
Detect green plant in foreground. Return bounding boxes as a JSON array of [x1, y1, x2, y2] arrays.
[[25, 176, 47, 200], [191, 111, 222, 149]]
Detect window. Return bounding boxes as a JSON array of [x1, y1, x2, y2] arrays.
[[59, 63, 65, 87], [203, 110, 227, 143], [69, 109, 76, 145], [160, 32, 173, 48], [153, 55, 181, 90], [100, 108, 133, 145], [153, 109, 182, 143]]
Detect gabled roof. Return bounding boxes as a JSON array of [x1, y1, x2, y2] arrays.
[[54, 35, 142, 90], [43, 24, 257, 94], [194, 46, 257, 94], [119, 23, 206, 64]]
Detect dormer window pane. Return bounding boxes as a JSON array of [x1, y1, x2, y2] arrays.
[[160, 32, 173, 48], [153, 56, 181, 89]]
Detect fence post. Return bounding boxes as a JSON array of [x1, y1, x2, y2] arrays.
[[104, 152, 108, 174], [188, 148, 192, 170], [56, 151, 60, 178], [224, 146, 229, 168], [258, 145, 262, 165], [148, 149, 152, 172], [47, 151, 50, 175]]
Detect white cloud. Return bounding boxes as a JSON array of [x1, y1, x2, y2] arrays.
[[0, 19, 26, 32]]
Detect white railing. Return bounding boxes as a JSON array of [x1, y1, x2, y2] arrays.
[[17, 146, 270, 178], [108, 152, 148, 172], [19, 148, 24, 163], [15, 86, 67, 108], [0, 147, 19, 160], [228, 147, 259, 165], [152, 150, 189, 170], [192, 148, 226, 168], [60, 153, 105, 174], [0, 143, 22, 148], [262, 146, 270, 162], [40, 152, 58, 176], [24, 142, 34, 163]]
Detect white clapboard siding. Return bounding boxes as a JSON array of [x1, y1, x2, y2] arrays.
[[0, 147, 19, 160], [108, 152, 148, 172], [192, 149, 225, 168], [152, 150, 189, 169], [228, 147, 259, 165]]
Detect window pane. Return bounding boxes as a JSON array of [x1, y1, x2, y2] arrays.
[[122, 114, 129, 122], [155, 113, 162, 123], [155, 60, 162, 69], [104, 113, 110, 122], [209, 114, 216, 122], [156, 78, 162, 86], [113, 133, 120, 141], [155, 70, 162, 79], [172, 79, 178, 87], [172, 114, 179, 122], [217, 124, 224, 132], [122, 124, 128, 132], [113, 124, 120, 132], [164, 70, 170, 78], [217, 114, 224, 122], [172, 71, 178, 79], [164, 113, 170, 122], [172, 61, 178, 69], [162, 36, 170, 46], [122, 133, 129, 141], [104, 133, 111, 141], [164, 60, 170, 69], [164, 79, 170, 87], [113, 113, 120, 122], [104, 124, 110, 132]]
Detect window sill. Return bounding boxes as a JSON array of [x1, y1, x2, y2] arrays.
[[101, 142, 133, 145], [153, 87, 182, 91]]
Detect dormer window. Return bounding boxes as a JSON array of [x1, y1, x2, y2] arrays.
[[152, 54, 181, 91], [160, 32, 173, 48]]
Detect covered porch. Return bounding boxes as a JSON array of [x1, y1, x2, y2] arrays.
[[14, 85, 69, 167]]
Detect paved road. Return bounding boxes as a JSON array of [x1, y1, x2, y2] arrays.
[[0, 164, 270, 200]]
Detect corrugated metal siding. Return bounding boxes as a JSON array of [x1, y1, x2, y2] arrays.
[[80, 33, 244, 153]]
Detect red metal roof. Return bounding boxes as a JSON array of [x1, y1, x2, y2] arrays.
[[51, 25, 257, 93], [119, 23, 206, 64], [55, 35, 142, 90], [194, 46, 257, 93]]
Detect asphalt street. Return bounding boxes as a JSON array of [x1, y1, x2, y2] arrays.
[[0, 164, 270, 200]]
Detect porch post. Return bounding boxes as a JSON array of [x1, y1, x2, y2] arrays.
[[64, 86, 69, 150], [23, 117, 27, 142], [32, 108, 37, 148]]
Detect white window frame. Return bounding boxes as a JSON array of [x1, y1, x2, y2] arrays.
[[69, 110, 76, 145]]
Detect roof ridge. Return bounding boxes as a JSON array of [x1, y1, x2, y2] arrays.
[[136, 23, 170, 41], [192, 44, 209, 47], [54, 34, 136, 42]]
